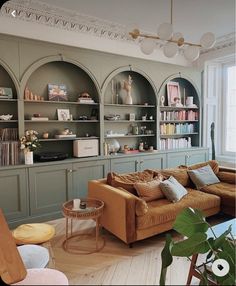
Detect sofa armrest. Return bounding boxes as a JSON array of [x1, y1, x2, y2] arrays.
[[88, 179, 137, 244], [217, 171, 236, 184], [219, 166, 236, 173]]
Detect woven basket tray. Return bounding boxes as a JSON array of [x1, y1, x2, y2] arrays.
[[62, 198, 104, 219]]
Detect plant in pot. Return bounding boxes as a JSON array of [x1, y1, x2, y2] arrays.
[[160, 207, 235, 285]]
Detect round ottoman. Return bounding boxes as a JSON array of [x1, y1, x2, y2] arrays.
[[12, 268, 69, 285], [17, 245, 49, 269], [12, 223, 55, 245]]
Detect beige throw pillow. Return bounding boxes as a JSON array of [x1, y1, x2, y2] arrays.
[[160, 176, 188, 203], [187, 164, 220, 189], [134, 178, 164, 202]]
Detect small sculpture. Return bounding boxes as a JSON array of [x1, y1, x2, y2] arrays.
[[123, 75, 133, 105]]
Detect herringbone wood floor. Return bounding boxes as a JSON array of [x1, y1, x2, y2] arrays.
[[46, 214, 228, 285]]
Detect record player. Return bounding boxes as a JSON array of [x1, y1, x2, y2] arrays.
[[34, 152, 68, 162]]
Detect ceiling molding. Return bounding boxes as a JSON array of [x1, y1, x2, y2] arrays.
[[1, 0, 235, 57]]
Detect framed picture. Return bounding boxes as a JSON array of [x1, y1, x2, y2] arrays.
[[48, 84, 68, 101], [167, 81, 182, 107], [129, 113, 135, 121], [57, 109, 70, 121], [0, 87, 13, 99]]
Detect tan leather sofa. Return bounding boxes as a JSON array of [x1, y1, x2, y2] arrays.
[[88, 160, 232, 245]]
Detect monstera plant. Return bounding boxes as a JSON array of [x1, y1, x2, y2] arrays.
[[160, 208, 235, 285]]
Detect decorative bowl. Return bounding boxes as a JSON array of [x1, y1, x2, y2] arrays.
[[0, 114, 13, 120]]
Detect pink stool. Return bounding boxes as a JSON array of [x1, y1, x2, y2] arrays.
[[12, 268, 69, 285]]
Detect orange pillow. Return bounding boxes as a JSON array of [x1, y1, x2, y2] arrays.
[[159, 168, 191, 187], [107, 170, 156, 195], [134, 178, 164, 202]]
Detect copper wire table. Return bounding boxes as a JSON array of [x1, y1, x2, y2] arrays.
[[62, 198, 105, 254]]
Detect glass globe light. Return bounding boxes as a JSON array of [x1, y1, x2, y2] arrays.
[[163, 42, 178, 58], [200, 32, 216, 49], [140, 38, 156, 55], [157, 23, 173, 40], [183, 46, 200, 61]]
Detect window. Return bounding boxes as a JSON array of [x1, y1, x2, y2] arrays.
[[222, 64, 236, 154]]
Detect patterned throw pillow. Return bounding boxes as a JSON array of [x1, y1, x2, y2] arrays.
[[187, 164, 220, 189], [134, 177, 164, 202], [160, 176, 188, 203]]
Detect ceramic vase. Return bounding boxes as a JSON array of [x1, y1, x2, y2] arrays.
[[24, 151, 33, 165], [124, 92, 133, 105]]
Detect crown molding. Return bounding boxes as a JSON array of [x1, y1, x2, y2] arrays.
[[1, 0, 130, 42], [1, 0, 234, 58]]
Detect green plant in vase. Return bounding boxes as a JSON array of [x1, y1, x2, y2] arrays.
[[160, 208, 235, 285]]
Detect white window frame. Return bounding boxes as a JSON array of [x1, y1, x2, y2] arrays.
[[203, 54, 236, 167], [221, 62, 236, 156]]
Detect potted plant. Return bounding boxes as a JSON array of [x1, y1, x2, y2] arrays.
[[160, 208, 235, 285], [20, 130, 40, 164]]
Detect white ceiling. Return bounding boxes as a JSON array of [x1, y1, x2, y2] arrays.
[[39, 0, 235, 43]]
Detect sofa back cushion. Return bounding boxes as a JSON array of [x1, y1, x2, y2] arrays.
[[187, 160, 219, 174], [134, 178, 164, 202], [107, 170, 156, 195], [160, 176, 188, 203], [187, 164, 220, 189], [159, 168, 191, 187]]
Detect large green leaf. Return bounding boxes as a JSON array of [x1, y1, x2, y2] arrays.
[[159, 234, 173, 286], [173, 208, 209, 237], [171, 233, 210, 257], [213, 225, 232, 249]]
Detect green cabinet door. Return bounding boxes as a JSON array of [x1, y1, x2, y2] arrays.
[[186, 149, 209, 165], [29, 164, 73, 217], [167, 152, 187, 168], [110, 156, 139, 173], [140, 153, 167, 170], [167, 148, 209, 168], [72, 159, 109, 198], [0, 168, 28, 221]]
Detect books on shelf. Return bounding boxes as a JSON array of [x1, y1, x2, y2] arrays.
[[55, 134, 76, 138], [0, 128, 18, 141], [160, 123, 195, 135], [31, 117, 49, 121], [77, 98, 95, 104], [160, 110, 198, 121], [160, 137, 192, 150], [0, 141, 19, 166]]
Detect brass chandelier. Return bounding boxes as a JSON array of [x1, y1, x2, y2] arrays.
[[129, 0, 215, 61]]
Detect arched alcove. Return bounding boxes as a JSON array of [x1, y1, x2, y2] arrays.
[[101, 66, 158, 152], [21, 56, 101, 157], [158, 73, 201, 150]]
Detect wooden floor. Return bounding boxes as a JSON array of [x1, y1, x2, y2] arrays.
[[46, 214, 229, 285]]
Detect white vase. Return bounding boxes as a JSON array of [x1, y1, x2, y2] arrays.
[[24, 151, 33, 165], [124, 92, 133, 105]]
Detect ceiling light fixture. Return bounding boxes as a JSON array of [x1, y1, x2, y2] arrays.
[[128, 0, 215, 61]]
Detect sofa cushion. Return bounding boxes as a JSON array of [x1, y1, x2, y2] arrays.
[[160, 176, 188, 202], [188, 165, 220, 189], [217, 171, 236, 185], [136, 189, 220, 230], [188, 160, 219, 175], [159, 168, 191, 187], [201, 182, 235, 208], [134, 178, 164, 202], [107, 170, 156, 195]]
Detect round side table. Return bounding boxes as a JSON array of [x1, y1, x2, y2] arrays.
[[62, 198, 105, 254]]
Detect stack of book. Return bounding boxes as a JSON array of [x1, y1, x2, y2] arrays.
[[77, 93, 95, 104], [31, 117, 49, 121], [0, 128, 19, 166]]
